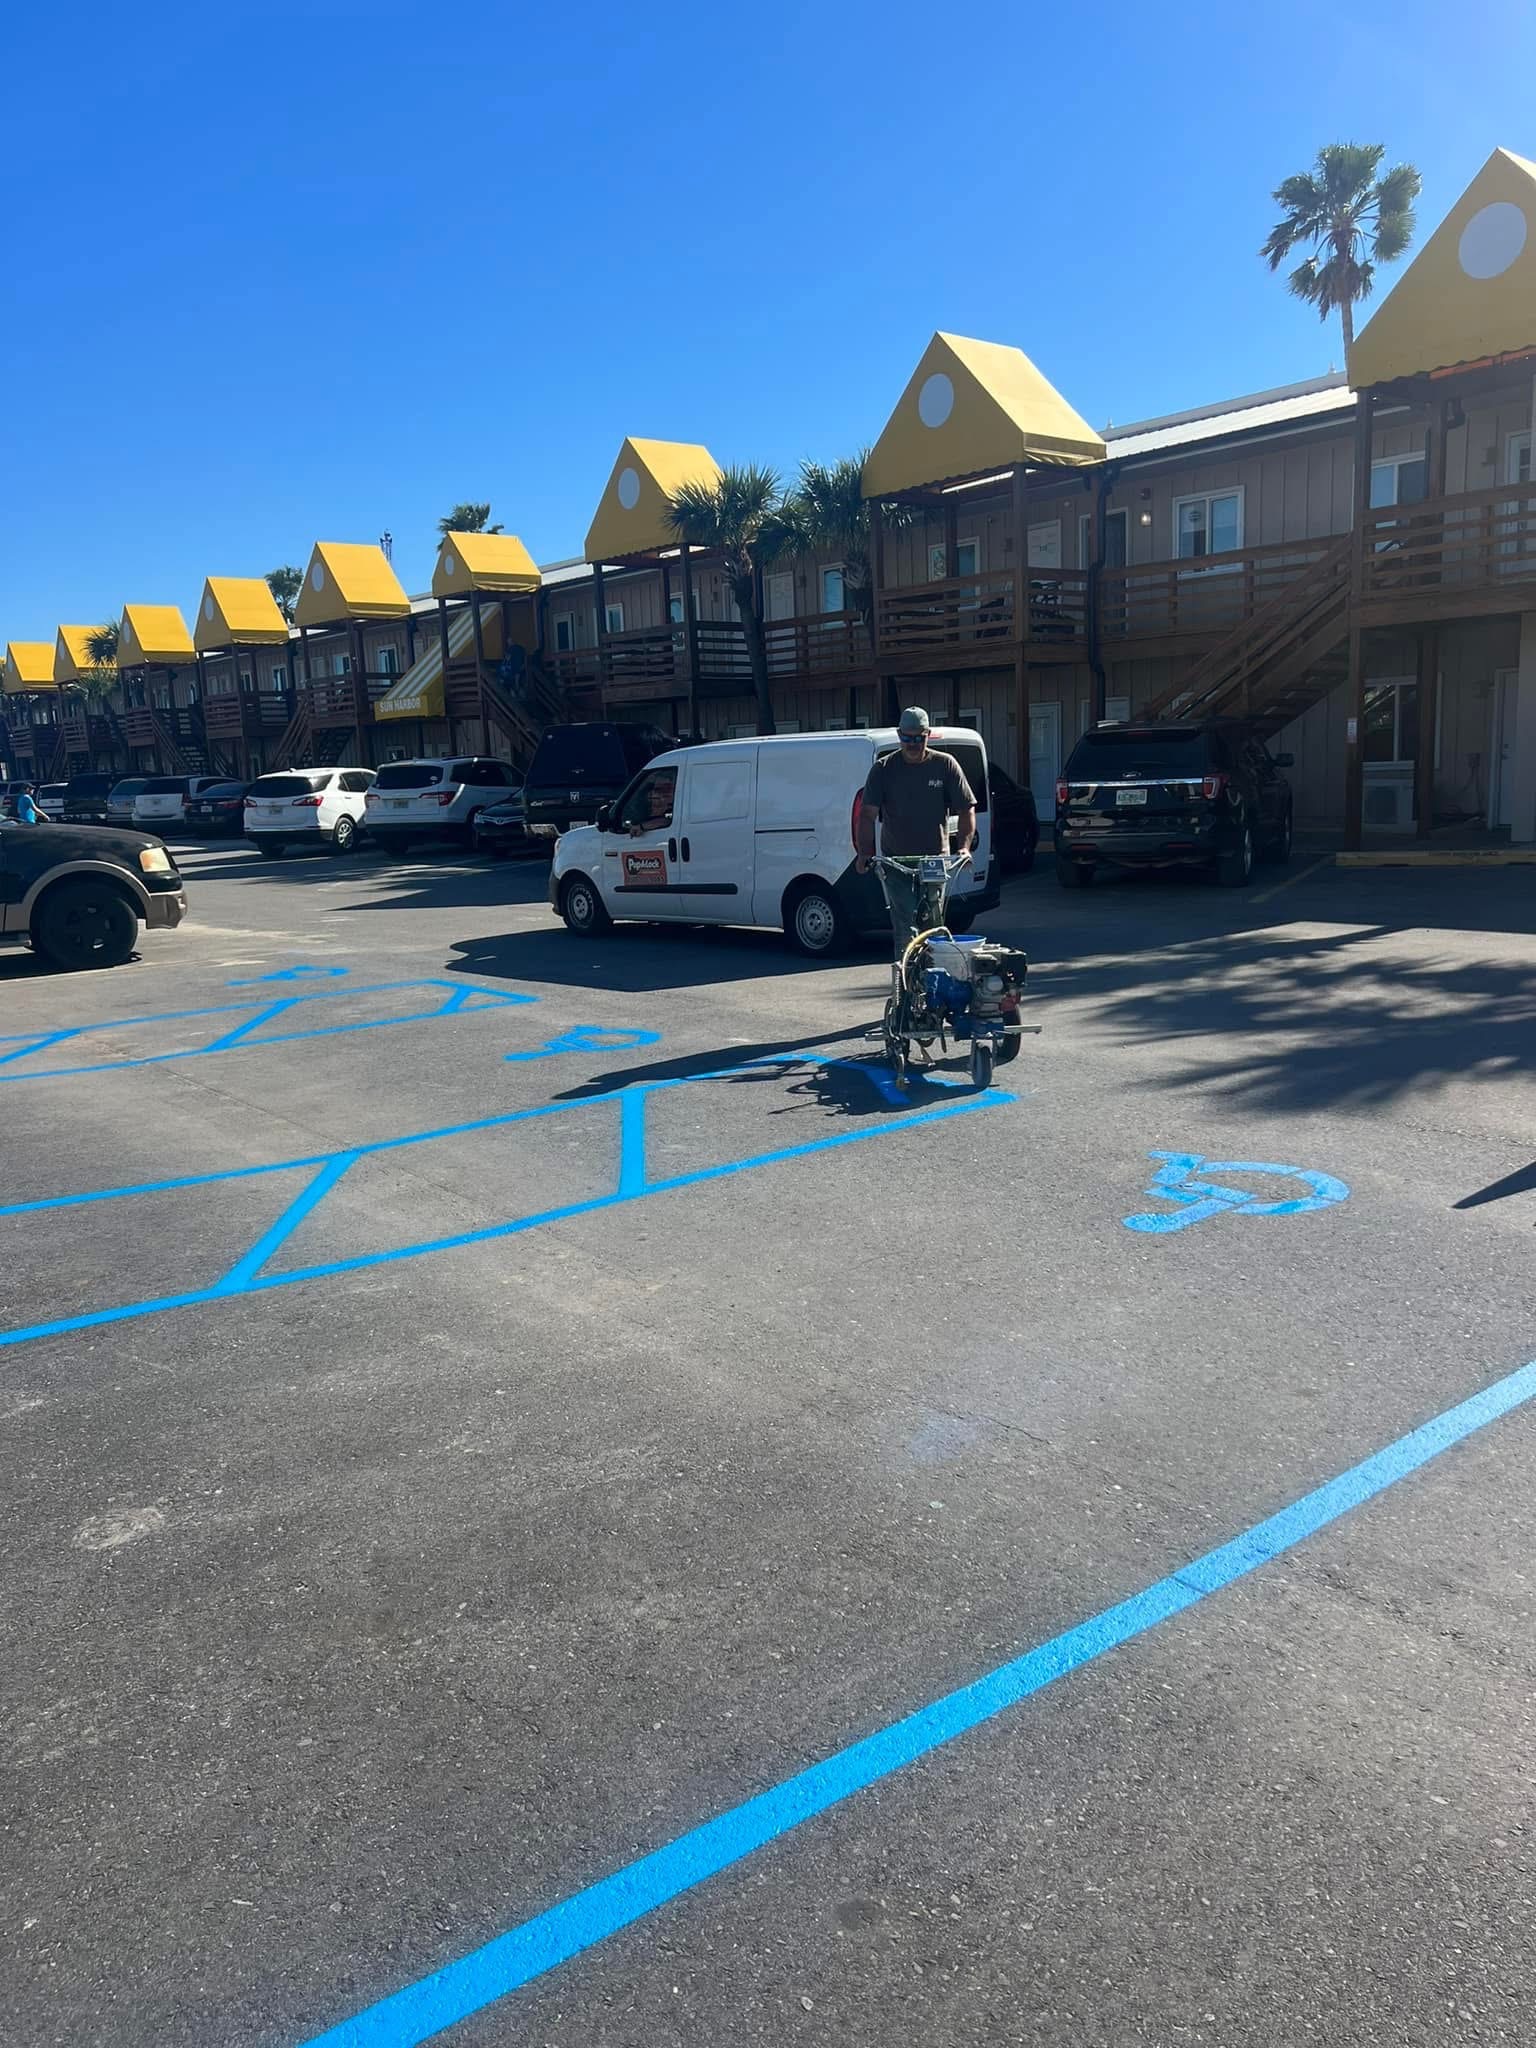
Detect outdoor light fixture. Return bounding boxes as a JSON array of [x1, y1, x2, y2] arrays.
[[1139, 511, 1153, 526]]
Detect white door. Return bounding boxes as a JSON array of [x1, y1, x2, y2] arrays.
[[1489, 669, 1519, 829], [671, 753, 753, 921], [1027, 701, 1061, 823]]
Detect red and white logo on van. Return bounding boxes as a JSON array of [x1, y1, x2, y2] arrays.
[[621, 849, 668, 888]]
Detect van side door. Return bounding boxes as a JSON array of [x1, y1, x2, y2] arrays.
[[670, 754, 752, 921]]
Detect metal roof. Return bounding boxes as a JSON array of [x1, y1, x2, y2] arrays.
[[1104, 374, 1355, 459]]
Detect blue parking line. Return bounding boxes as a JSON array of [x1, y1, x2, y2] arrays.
[[0, 979, 536, 1083], [0, 1057, 1014, 1351], [298, 1353, 1536, 2048]]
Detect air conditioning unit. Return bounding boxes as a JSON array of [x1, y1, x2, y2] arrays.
[[1362, 772, 1414, 831]]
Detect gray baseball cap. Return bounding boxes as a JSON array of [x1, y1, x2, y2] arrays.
[[897, 706, 931, 736]]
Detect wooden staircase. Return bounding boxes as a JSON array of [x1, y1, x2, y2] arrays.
[[1140, 536, 1351, 736]]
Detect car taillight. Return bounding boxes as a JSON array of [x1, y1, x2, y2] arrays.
[[435, 791, 458, 806], [850, 790, 863, 849], [1054, 780, 1069, 808], [364, 791, 378, 804], [1201, 772, 1229, 801], [292, 794, 324, 808]]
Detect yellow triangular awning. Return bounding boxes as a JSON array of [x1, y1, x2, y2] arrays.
[[376, 605, 504, 721], [195, 576, 290, 651], [585, 437, 722, 561], [432, 531, 541, 596], [293, 542, 411, 626], [120, 603, 195, 667], [3, 640, 58, 693], [55, 624, 104, 683], [1349, 149, 1536, 387], [863, 332, 1106, 496]]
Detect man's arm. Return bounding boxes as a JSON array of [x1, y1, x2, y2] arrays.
[[953, 802, 976, 854], [855, 804, 878, 872], [944, 756, 977, 854]]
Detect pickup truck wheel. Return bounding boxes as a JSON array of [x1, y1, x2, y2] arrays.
[[32, 881, 139, 971]]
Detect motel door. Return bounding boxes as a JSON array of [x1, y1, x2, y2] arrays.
[[1028, 702, 1061, 824]]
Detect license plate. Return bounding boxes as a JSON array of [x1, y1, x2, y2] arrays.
[[1116, 787, 1148, 806], [388, 798, 410, 809], [570, 817, 591, 828]]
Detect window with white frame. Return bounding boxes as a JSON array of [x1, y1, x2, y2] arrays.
[[1077, 507, 1130, 568], [268, 663, 288, 691], [332, 652, 352, 676], [377, 646, 399, 677], [1370, 453, 1429, 508], [1362, 679, 1420, 765], [1173, 489, 1243, 561], [956, 706, 982, 730], [597, 602, 624, 635], [1510, 431, 1532, 484], [238, 668, 252, 690], [553, 613, 575, 652], [668, 594, 685, 624], [820, 566, 845, 612]]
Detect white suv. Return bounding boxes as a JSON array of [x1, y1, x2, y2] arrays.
[[134, 774, 233, 831], [244, 767, 375, 858], [363, 757, 521, 851]]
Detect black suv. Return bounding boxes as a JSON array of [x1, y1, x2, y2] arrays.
[[1055, 721, 1293, 888], [61, 772, 118, 825], [523, 722, 673, 841], [0, 819, 187, 969]]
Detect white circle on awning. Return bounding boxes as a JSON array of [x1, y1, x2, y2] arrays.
[[203, 594, 214, 621], [443, 553, 458, 578], [617, 466, 641, 510], [311, 562, 326, 591], [1458, 201, 1527, 279], [918, 372, 955, 428]]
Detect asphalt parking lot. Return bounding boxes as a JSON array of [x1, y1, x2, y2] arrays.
[[3, 837, 1535, 2047]]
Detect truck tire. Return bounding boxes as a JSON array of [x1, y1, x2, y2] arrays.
[[32, 881, 139, 970]]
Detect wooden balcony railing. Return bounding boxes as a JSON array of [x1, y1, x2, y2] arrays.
[[1360, 478, 1536, 606], [304, 676, 369, 725], [203, 690, 295, 739], [1097, 538, 1340, 644], [877, 567, 1088, 657]]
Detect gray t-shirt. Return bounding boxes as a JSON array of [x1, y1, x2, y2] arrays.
[[862, 748, 975, 856]]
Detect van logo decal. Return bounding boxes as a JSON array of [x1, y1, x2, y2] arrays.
[[621, 849, 668, 888]]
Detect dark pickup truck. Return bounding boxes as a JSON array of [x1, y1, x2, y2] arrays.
[[0, 820, 187, 969]]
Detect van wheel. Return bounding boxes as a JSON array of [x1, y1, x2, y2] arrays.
[[785, 882, 848, 958], [331, 814, 357, 853], [32, 882, 138, 970], [561, 873, 611, 936]]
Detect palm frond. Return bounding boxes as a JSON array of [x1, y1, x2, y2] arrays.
[[84, 621, 119, 666]]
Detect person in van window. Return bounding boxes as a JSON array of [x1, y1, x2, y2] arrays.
[[855, 706, 975, 953], [628, 768, 676, 836]]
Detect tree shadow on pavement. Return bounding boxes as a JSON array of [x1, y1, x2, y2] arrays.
[[1039, 919, 1536, 1117]]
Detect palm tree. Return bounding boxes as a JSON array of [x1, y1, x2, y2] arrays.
[[265, 565, 303, 623], [666, 465, 792, 735], [1262, 143, 1421, 350], [437, 502, 503, 537], [778, 450, 912, 643]]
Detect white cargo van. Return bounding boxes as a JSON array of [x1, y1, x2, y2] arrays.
[[548, 727, 1000, 956]]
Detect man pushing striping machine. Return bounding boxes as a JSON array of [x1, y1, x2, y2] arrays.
[[855, 706, 1036, 1089]]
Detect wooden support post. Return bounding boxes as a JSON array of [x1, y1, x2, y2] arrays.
[[437, 598, 452, 740], [405, 612, 418, 670], [351, 622, 368, 759], [470, 590, 488, 750], [944, 495, 958, 580], [1414, 625, 1439, 839], [679, 546, 700, 736], [868, 498, 890, 726], [1343, 389, 1375, 851], [592, 562, 609, 713], [1012, 465, 1032, 792]]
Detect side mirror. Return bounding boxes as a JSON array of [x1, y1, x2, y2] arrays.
[[595, 804, 612, 831], [1272, 752, 1294, 768]]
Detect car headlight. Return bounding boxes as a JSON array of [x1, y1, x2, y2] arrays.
[[138, 847, 173, 874]]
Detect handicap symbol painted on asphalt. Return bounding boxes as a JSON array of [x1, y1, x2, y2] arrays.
[[503, 1026, 662, 1064], [227, 965, 351, 986], [1123, 1151, 1350, 1235]]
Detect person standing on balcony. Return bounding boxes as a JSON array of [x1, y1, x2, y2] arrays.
[[855, 706, 975, 953]]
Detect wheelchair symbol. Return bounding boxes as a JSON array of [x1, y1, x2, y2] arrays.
[[1123, 1151, 1350, 1235], [503, 1026, 662, 1064]]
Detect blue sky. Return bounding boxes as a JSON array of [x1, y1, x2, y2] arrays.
[[2, 0, 1531, 634]]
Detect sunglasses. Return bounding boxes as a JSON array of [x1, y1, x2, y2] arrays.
[[899, 732, 927, 744]]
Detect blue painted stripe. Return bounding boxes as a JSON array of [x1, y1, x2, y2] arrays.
[[216, 1151, 361, 1291], [297, 1355, 1536, 2048]]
